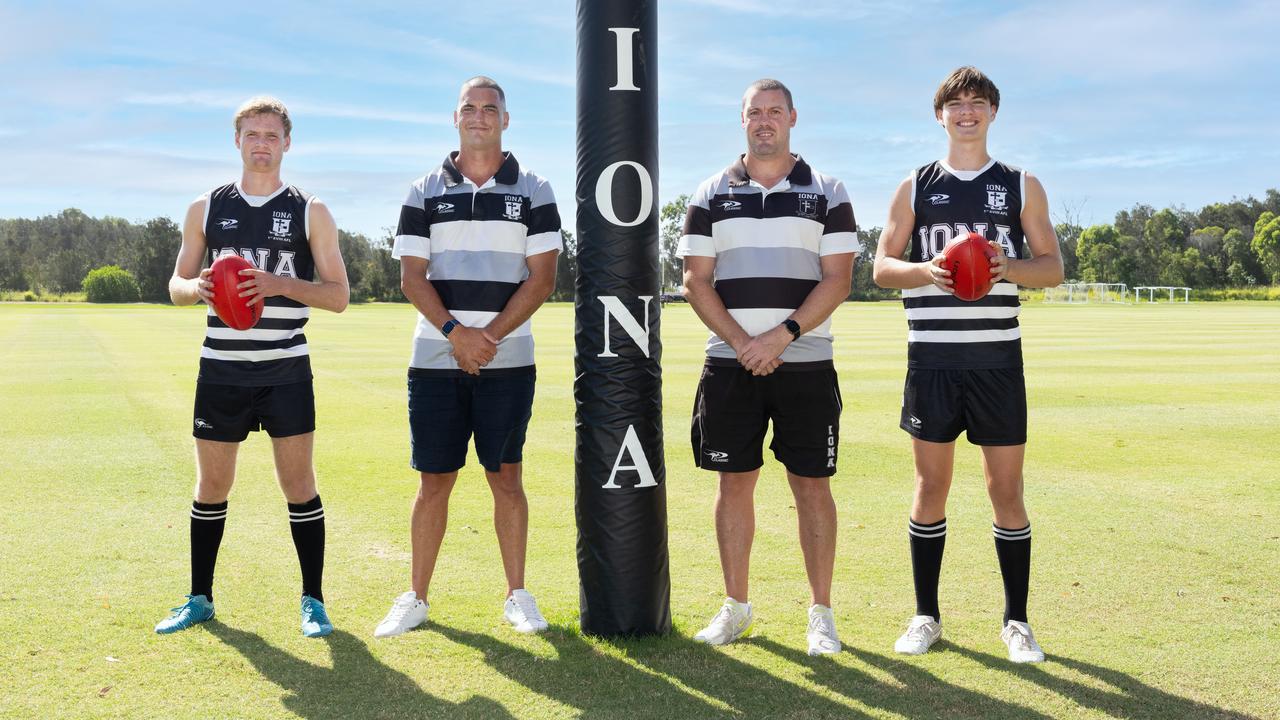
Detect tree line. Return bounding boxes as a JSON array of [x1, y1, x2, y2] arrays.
[[2, 188, 1278, 302]]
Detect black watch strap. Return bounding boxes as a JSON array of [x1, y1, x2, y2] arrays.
[[782, 318, 801, 341], [441, 319, 460, 337]]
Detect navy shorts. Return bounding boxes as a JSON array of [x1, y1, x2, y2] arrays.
[[408, 368, 536, 473], [192, 380, 315, 442], [691, 362, 842, 478], [900, 367, 1026, 446]]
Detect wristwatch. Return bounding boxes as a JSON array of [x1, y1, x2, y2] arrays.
[[781, 318, 801, 341], [441, 319, 460, 338]]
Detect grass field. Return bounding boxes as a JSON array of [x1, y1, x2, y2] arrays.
[[0, 300, 1277, 719]]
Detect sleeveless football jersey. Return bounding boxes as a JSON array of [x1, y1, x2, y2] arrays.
[[903, 159, 1027, 369], [199, 182, 315, 386]]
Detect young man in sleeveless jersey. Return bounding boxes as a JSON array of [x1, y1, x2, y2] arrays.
[[158, 97, 349, 637], [873, 67, 1063, 662], [374, 77, 561, 638], [679, 79, 860, 656]]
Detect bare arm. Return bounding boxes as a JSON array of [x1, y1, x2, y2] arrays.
[[399, 255, 495, 375], [872, 177, 951, 291], [237, 200, 350, 313], [682, 254, 752, 356], [737, 252, 855, 375], [482, 249, 558, 342], [170, 198, 212, 306], [995, 173, 1064, 288]]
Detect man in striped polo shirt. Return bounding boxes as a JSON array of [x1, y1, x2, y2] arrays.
[[678, 79, 860, 656], [374, 77, 561, 638], [873, 67, 1063, 662], [158, 97, 350, 637]]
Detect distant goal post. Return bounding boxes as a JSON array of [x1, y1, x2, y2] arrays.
[[1042, 282, 1128, 303], [1132, 286, 1191, 303]]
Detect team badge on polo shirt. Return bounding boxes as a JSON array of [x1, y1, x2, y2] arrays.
[[504, 195, 523, 221], [797, 193, 819, 219]]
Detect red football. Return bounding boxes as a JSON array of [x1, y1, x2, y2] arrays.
[[208, 255, 262, 330], [941, 232, 999, 301]]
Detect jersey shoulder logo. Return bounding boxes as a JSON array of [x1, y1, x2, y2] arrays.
[[718, 200, 742, 211], [435, 201, 455, 214], [927, 194, 949, 206], [215, 218, 239, 230]]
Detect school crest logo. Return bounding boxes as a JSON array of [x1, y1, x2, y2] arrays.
[[270, 211, 293, 240], [797, 197, 818, 219], [985, 191, 1008, 213], [503, 195, 523, 221]]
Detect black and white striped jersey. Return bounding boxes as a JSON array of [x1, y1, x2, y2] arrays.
[[199, 181, 316, 386], [393, 152, 561, 374], [677, 155, 861, 367], [904, 159, 1026, 369]]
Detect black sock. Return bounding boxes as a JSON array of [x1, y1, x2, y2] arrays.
[[190, 500, 228, 602], [994, 523, 1031, 624], [288, 495, 325, 603], [908, 517, 946, 622]]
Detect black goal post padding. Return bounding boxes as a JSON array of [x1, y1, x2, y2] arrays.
[[573, 0, 671, 637]]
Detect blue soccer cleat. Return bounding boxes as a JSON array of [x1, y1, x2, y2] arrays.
[[300, 595, 333, 638], [155, 594, 215, 634]]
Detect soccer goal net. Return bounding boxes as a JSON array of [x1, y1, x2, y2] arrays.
[[1042, 282, 1128, 303]]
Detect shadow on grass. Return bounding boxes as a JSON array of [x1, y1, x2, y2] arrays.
[[751, 637, 1053, 720], [438, 622, 1031, 719], [432, 623, 732, 718], [947, 645, 1262, 720], [206, 621, 1260, 720], [207, 623, 514, 720]]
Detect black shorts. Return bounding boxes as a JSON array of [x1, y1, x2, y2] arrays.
[[691, 362, 841, 478], [408, 368, 536, 474], [192, 381, 315, 442], [900, 367, 1026, 445]]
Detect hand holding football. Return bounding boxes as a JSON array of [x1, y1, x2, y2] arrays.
[[208, 255, 263, 330], [941, 232, 999, 301]]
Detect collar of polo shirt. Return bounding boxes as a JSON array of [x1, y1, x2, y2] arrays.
[[725, 153, 813, 189], [441, 151, 522, 188]]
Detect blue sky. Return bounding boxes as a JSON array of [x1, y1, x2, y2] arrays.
[[1, 0, 1276, 238]]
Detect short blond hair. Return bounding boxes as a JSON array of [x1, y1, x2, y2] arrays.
[[234, 96, 292, 137]]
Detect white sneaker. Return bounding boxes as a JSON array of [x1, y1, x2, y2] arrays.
[[504, 589, 549, 633], [693, 598, 753, 646], [894, 614, 942, 655], [374, 591, 428, 638], [1001, 620, 1045, 663], [806, 604, 841, 656]]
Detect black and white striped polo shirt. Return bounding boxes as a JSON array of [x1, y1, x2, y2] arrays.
[[393, 152, 561, 373], [199, 181, 315, 386], [677, 155, 861, 367], [904, 159, 1027, 369]]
